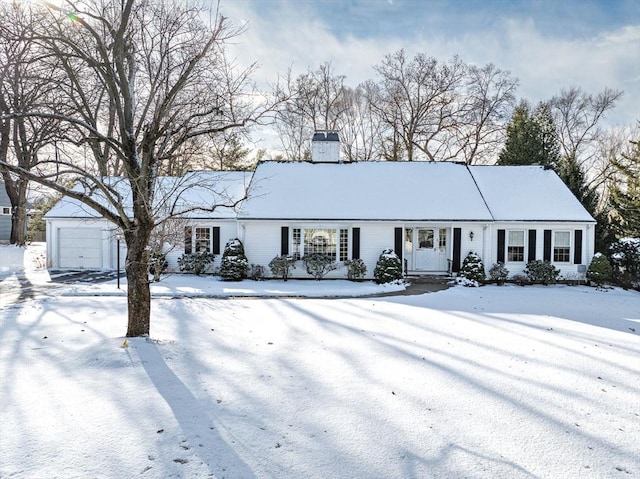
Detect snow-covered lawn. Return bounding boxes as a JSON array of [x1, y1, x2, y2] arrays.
[[1, 244, 639, 478]]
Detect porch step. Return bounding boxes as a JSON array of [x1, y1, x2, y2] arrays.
[[405, 274, 453, 284]]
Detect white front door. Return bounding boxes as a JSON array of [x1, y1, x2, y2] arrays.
[[408, 227, 449, 272]]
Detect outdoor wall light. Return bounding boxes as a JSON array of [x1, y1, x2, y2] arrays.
[[469, 231, 474, 241]]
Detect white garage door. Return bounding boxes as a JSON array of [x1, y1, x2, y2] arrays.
[[58, 228, 103, 268]]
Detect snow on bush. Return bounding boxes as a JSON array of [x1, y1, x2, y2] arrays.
[[488, 262, 509, 285], [219, 238, 249, 281], [302, 253, 337, 280], [269, 255, 296, 281], [178, 251, 216, 275], [457, 252, 485, 287], [344, 258, 367, 281], [373, 249, 403, 284]]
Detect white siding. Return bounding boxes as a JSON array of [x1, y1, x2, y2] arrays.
[[486, 222, 595, 279]]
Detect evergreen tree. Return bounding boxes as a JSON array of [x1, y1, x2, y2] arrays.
[[498, 101, 538, 165], [498, 101, 560, 167], [533, 102, 561, 168], [609, 138, 640, 238]]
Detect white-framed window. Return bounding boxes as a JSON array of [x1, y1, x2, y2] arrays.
[[292, 227, 350, 261], [194, 227, 211, 253], [507, 230, 525, 262], [305, 228, 337, 257], [339, 228, 349, 262], [292, 228, 301, 260], [553, 231, 571, 262], [1, 207, 10, 215]]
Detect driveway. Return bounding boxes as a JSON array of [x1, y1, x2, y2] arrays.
[[0, 270, 120, 308]]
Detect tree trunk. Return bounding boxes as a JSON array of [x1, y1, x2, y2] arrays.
[[9, 182, 28, 245], [124, 233, 151, 337]]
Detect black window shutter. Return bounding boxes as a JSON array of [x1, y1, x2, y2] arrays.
[[574, 230, 583, 264], [184, 227, 192, 254], [394, 227, 403, 261], [352, 227, 360, 259], [213, 227, 221, 255], [281, 226, 289, 256], [543, 230, 552, 261], [497, 229, 505, 263], [528, 229, 537, 262], [452, 228, 462, 272]]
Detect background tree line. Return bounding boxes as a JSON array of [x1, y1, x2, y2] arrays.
[[0, 0, 637, 336]]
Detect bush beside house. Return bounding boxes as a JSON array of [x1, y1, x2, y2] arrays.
[[373, 249, 403, 284], [457, 252, 485, 287], [219, 238, 249, 281]]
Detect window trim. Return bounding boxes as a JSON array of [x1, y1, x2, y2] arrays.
[[291, 226, 351, 261], [553, 230, 571, 263], [194, 227, 212, 253], [1, 206, 10, 215], [506, 230, 525, 263]]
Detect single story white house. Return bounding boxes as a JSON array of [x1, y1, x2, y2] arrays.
[[45, 132, 596, 279]]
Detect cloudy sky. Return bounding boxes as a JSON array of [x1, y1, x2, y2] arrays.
[[220, 0, 639, 140]]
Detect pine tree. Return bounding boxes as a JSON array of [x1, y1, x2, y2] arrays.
[[533, 102, 561, 168], [609, 138, 640, 238], [498, 101, 539, 165], [498, 101, 560, 167]]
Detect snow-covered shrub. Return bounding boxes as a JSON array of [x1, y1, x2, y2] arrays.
[[219, 238, 249, 281], [147, 251, 168, 282], [303, 253, 337, 280], [269, 255, 296, 281], [609, 238, 640, 289], [524, 260, 560, 285], [373, 249, 403, 284], [345, 258, 367, 281], [586, 253, 612, 286], [488, 262, 509, 285], [178, 251, 215, 275], [458, 252, 485, 286]]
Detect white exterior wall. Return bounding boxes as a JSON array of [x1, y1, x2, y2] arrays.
[[240, 221, 401, 280], [46, 218, 117, 269], [165, 220, 238, 273], [484, 222, 595, 279]]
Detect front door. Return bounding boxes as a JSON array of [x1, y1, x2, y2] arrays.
[[407, 227, 449, 272]]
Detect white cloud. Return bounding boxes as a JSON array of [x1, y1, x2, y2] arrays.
[[222, 1, 638, 143]]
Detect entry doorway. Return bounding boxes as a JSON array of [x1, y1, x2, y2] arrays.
[[404, 227, 449, 272]]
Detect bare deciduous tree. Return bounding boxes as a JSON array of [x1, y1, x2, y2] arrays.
[[0, 3, 64, 245], [0, 0, 276, 337], [274, 62, 349, 160]]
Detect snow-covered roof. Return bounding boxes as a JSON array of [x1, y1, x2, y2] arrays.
[[45, 171, 251, 220], [45, 163, 595, 224], [238, 161, 494, 221], [468, 166, 595, 222]]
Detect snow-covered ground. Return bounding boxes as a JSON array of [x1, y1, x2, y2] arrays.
[[1, 244, 639, 478]]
